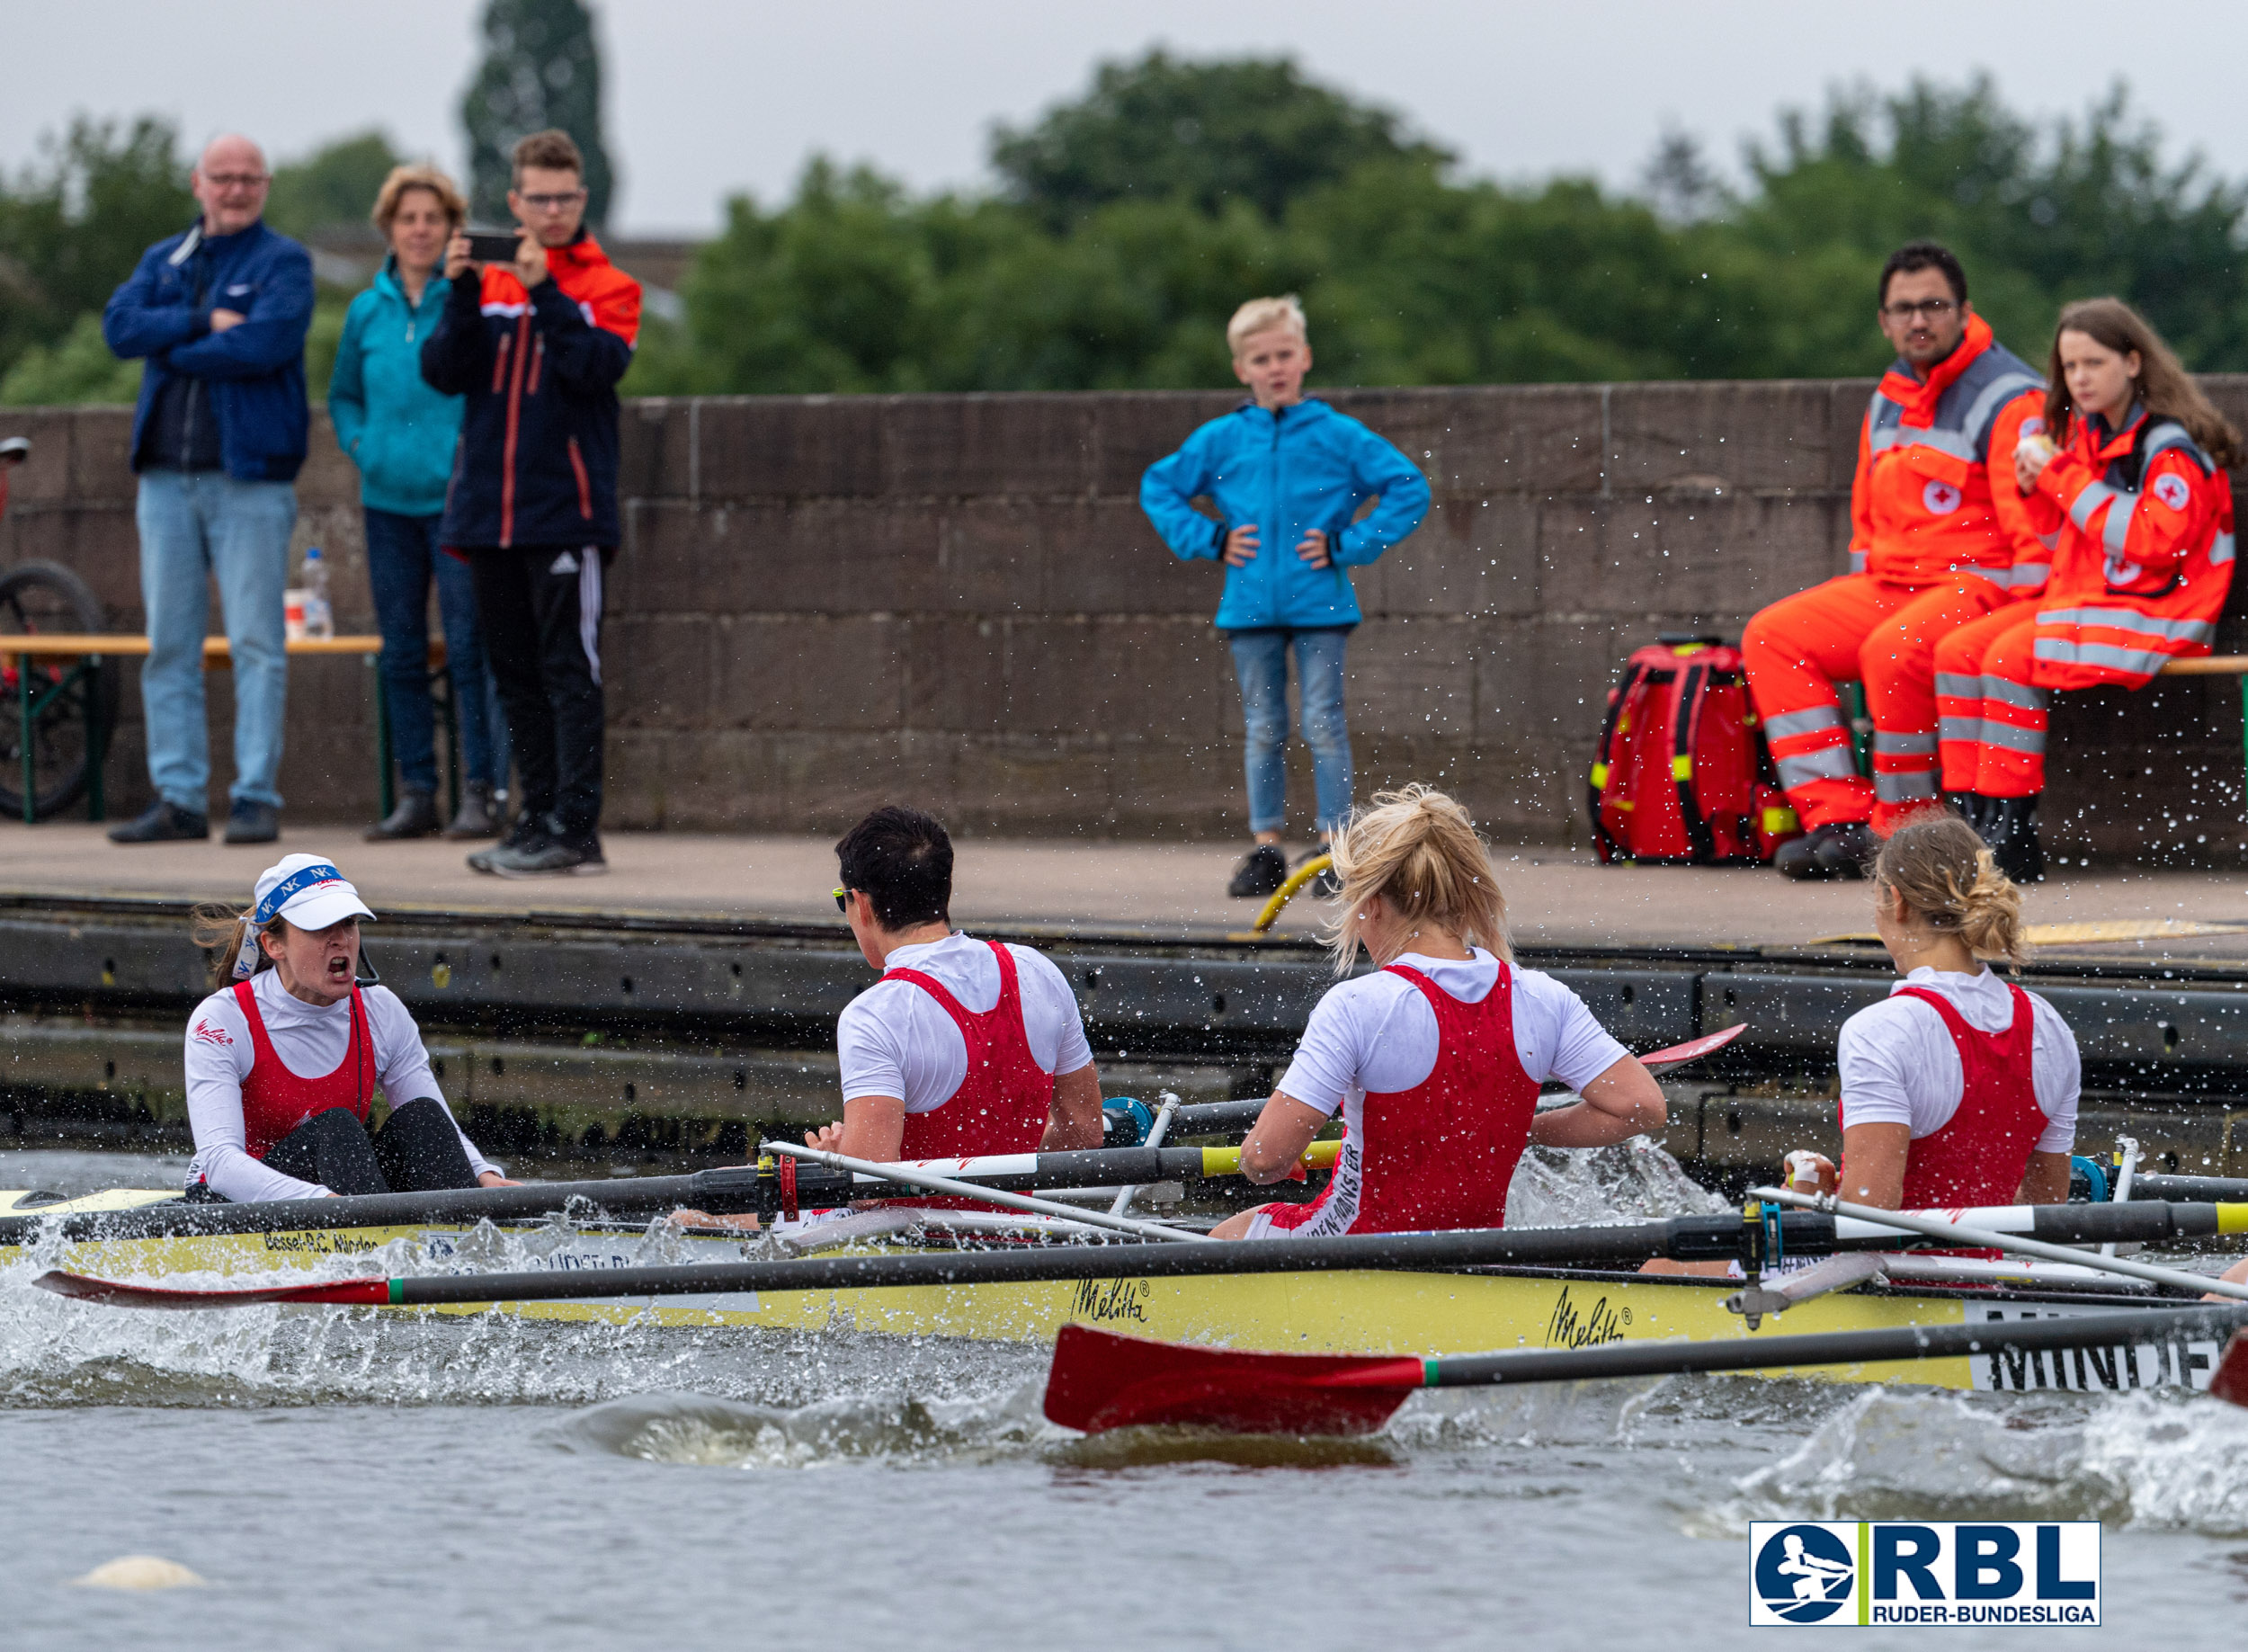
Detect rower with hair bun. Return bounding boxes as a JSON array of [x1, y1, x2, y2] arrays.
[[1780, 814, 2080, 1210], [1212, 784, 1668, 1240], [182, 854, 513, 1201]]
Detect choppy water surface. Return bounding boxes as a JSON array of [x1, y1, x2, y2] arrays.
[[4, 1146, 2245, 1650]]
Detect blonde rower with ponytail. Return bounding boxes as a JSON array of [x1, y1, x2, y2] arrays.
[[1786, 814, 2081, 1210], [1213, 785, 1667, 1240]]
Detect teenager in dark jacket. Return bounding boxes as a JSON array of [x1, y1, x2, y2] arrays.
[[421, 129, 639, 879], [102, 134, 312, 849]]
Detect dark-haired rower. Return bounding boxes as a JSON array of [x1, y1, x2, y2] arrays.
[[678, 808, 1103, 1227]]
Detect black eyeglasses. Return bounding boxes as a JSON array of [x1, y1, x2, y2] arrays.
[[1883, 298, 1958, 321]]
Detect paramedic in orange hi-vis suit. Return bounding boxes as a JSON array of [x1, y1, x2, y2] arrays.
[[1742, 241, 2049, 880]]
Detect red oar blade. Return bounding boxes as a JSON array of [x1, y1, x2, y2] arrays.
[[1640, 1022, 1747, 1071], [1044, 1325, 1423, 1436], [2214, 1332, 2248, 1408], [32, 1271, 393, 1309]]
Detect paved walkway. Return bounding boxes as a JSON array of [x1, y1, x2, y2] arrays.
[[6, 820, 2247, 959]]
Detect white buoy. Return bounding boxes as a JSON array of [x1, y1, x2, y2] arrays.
[[72, 1556, 205, 1590]]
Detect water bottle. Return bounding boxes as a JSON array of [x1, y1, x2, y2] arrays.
[[300, 547, 335, 640]]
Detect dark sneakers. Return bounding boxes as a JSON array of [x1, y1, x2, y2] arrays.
[[467, 816, 540, 874], [487, 835, 607, 879], [107, 800, 209, 844], [364, 789, 441, 842], [223, 799, 280, 845], [1776, 821, 1877, 880], [1227, 843, 1289, 897]]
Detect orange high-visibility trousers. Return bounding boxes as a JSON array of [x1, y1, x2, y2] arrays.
[[1931, 605, 2046, 798], [1743, 573, 2013, 831]]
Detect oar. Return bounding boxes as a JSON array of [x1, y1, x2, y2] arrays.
[[1168, 1022, 1752, 1136], [754, 1139, 1211, 1244], [1040, 1307, 2248, 1436], [36, 1198, 2244, 1314], [1753, 1187, 2248, 1301]]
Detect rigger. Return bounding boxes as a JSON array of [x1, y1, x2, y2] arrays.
[[1743, 242, 2049, 880]]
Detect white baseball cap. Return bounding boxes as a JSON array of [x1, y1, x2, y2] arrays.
[[232, 854, 376, 979]]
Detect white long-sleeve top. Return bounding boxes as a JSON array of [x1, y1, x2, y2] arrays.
[[183, 971, 498, 1202], [1836, 967, 2080, 1154]]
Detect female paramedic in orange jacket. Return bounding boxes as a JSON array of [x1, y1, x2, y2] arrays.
[[1930, 298, 2240, 882]]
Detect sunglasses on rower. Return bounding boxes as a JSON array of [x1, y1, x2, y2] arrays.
[[833, 886, 850, 914]]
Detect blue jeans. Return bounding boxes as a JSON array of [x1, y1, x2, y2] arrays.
[[1227, 626, 1353, 838], [363, 507, 511, 795], [135, 469, 295, 811]]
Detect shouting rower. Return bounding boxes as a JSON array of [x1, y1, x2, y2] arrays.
[[677, 807, 1103, 1228], [183, 854, 513, 1201], [1780, 814, 2079, 1210], [1213, 785, 1666, 1240]]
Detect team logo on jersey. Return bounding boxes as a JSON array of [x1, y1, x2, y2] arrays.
[[191, 1021, 234, 1046], [2152, 473, 2191, 512], [1922, 479, 1963, 514]]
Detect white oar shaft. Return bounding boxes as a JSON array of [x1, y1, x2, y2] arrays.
[[761, 1139, 1211, 1244], [1754, 1186, 2248, 1301], [1110, 1093, 1182, 1219]]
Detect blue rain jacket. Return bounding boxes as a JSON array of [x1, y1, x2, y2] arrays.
[[103, 219, 314, 483], [328, 256, 465, 517], [1140, 398, 1431, 630]]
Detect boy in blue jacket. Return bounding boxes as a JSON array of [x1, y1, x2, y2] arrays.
[[1140, 297, 1431, 897]]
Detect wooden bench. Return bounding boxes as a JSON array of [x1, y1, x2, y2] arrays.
[[3, 633, 459, 826]]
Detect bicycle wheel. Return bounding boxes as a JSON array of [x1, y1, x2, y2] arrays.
[[0, 559, 112, 821]]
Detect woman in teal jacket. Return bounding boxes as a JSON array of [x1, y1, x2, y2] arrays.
[[1140, 297, 1431, 896], [329, 165, 508, 840]]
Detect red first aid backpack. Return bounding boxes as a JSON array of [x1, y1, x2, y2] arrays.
[[1589, 635, 1801, 864]]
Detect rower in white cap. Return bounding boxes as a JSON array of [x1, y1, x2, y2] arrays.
[[180, 853, 513, 1201]]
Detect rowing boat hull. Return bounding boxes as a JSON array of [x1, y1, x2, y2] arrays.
[[4, 1212, 2225, 1398]]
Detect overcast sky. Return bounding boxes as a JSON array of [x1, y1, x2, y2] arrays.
[[7, 0, 2247, 235]]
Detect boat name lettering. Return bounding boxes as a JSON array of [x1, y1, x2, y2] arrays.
[[261, 1232, 380, 1255], [1072, 1276, 1150, 1324], [1546, 1286, 1627, 1351]]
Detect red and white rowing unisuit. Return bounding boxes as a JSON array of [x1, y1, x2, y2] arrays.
[[182, 969, 499, 1204], [1835, 967, 2080, 1208], [837, 931, 1095, 1149], [1247, 951, 1633, 1237]]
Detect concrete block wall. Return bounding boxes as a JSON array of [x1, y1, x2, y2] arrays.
[[4, 380, 2246, 857]]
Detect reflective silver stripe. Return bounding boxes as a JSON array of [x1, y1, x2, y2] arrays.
[[1849, 548, 1868, 574], [1956, 563, 2009, 587], [1934, 673, 1982, 701], [2037, 608, 2217, 645], [2102, 488, 2139, 554], [2138, 422, 2214, 471], [1979, 675, 2047, 712], [1959, 371, 2043, 447], [1868, 424, 1979, 461], [1938, 716, 1983, 744], [1978, 720, 2047, 755], [1874, 770, 1939, 802], [2034, 638, 2174, 676], [1871, 730, 1938, 755], [2009, 561, 2049, 587], [2068, 480, 2119, 531], [1763, 705, 1848, 741], [1777, 747, 1860, 788], [2213, 531, 2236, 567]]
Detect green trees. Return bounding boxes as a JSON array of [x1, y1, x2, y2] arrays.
[[7, 52, 2246, 406], [461, 0, 615, 226], [629, 58, 2248, 398]]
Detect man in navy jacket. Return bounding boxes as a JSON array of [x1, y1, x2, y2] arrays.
[[421, 129, 639, 878], [103, 133, 312, 847]]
